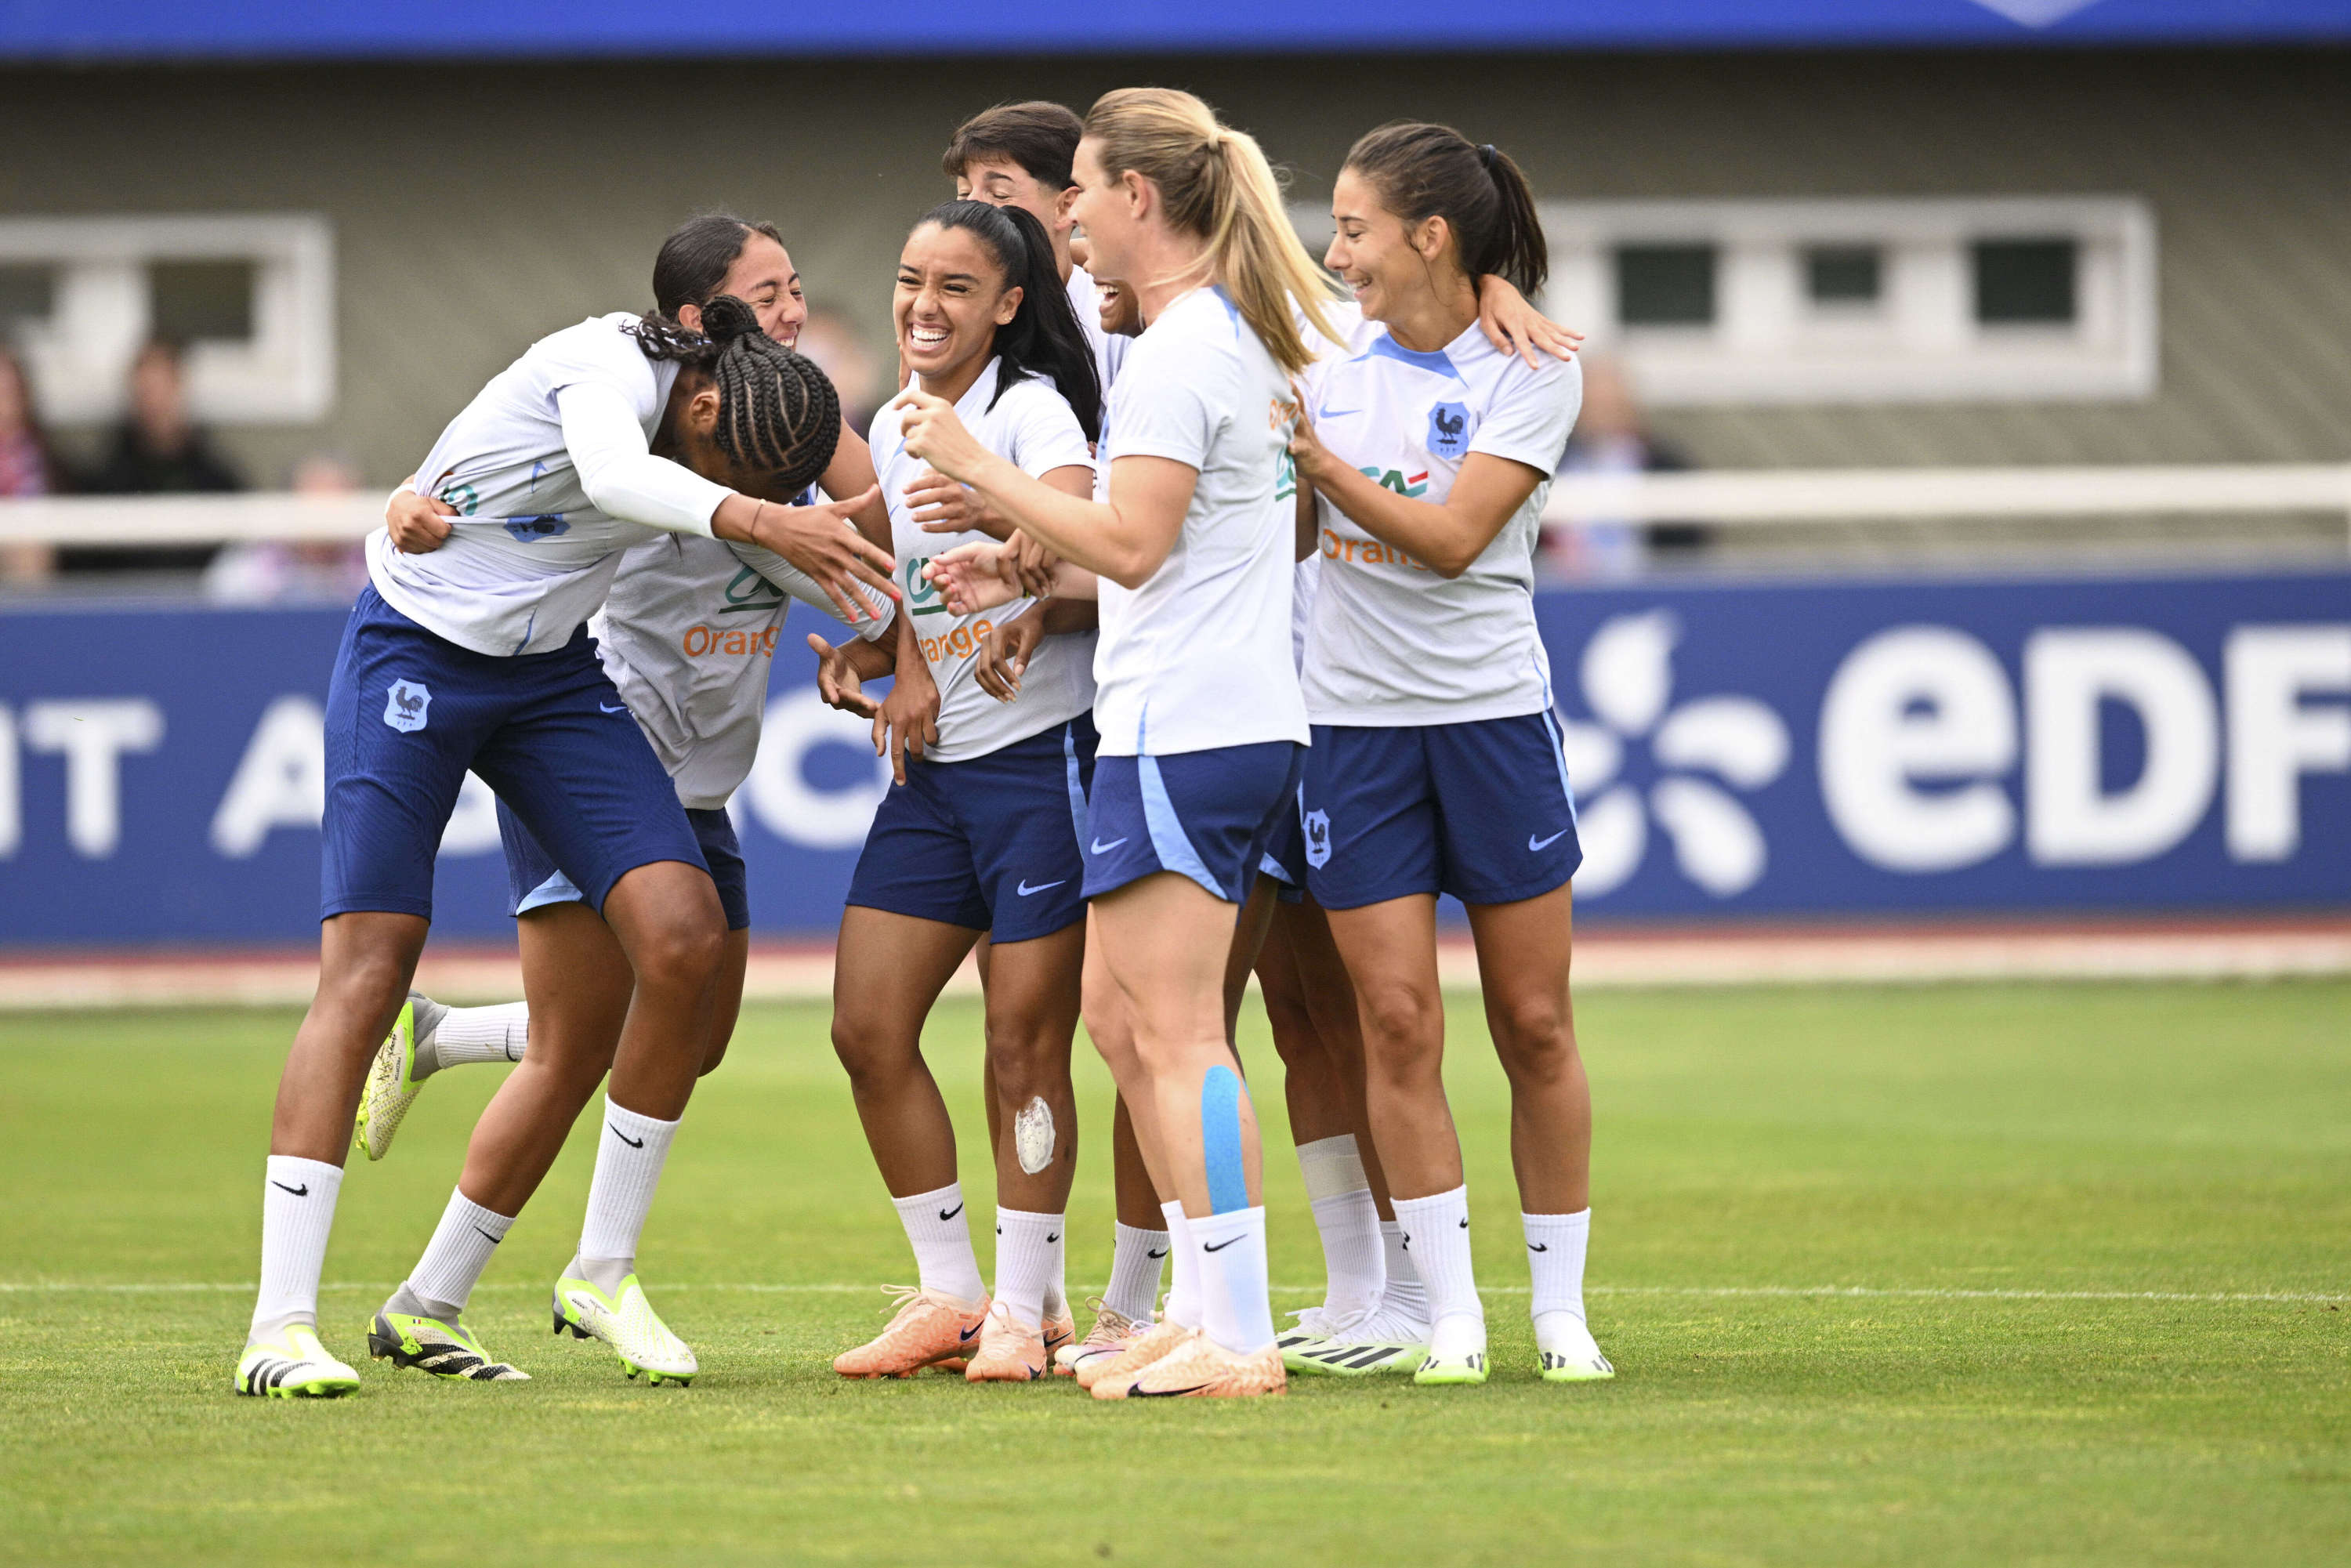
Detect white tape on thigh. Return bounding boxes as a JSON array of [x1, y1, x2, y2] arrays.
[[1014, 1097, 1056, 1175]]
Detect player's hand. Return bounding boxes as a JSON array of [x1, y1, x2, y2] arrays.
[[873, 650, 940, 786], [807, 632, 878, 719], [1007, 531, 1059, 599], [975, 604, 1047, 702], [387, 487, 457, 553], [1287, 398, 1339, 488], [737, 486, 898, 625], [922, 541, 1023, 615], [908, 469, 1010, 539], [893, 388, 992, 485], [1476, 276, 1583, 370]]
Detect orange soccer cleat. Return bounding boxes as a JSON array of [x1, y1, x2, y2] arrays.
[[833, 1286, 989, 1380], [1083, 1319, 1194, 1399], [1123, 1334, 1286, 1400], [963, 1302, 1049, 1382]]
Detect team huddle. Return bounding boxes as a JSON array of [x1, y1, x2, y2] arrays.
[[234, 88, 1608, 1403]]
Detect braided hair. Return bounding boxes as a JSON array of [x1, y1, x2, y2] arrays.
[[629, 295, 841, 494], [915, 200, 1102, 443]]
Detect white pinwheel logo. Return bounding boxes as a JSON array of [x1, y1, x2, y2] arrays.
[[1557, 610, 1791, 898]]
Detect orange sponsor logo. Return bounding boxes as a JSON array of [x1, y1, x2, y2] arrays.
[[920, 617, 998, 666], [680, 625, 782, 659], [1321, 527, 1429, 572]]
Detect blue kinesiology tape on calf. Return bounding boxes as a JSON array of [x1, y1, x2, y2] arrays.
[[1200, 1063, 1250, 1214]]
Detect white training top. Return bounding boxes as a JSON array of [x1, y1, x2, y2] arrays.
[[371, 313, 733, 657], [1069, 265, 1130, 410], [592, 512, 894, 811], [871, 357, 1096, 764], [1093, 286, 1308, 758], [1299, 321, 1582, 725]]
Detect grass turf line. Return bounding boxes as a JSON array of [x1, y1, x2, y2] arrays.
[[2, 981, 2347, 1565]]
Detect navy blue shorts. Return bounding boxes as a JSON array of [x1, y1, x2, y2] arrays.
[[1083, 741, 1306, 905], [502, 802, 748, 932], [845, 714, 1097, 944], [1257, 783, 1310, 905], [1301, 713, 1582, 911], [320, 585, 706, 922]]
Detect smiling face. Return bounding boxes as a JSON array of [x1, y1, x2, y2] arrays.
[[893, 222, 1021, 392], [955, 155, 1075, 241], [1326, 165, 1456, 327], [681, 231, 806, 349]]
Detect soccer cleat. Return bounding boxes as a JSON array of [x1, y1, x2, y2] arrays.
[[354, 992, 443, 1161], [552, 1269, 696, 1385], [1083, 1319, 1195, 1399], [368, 1299, 528, 1382], [1042, 1305, 1076, 1362], [1274, 1302, 1353, 1372], [831, 1285, 989, 1380], [1054, 1300, 1144, 1378], [1411, 1349, 1489, 1385], [1285, 1305, 1429, 1378], [1538, 1316, 1616, 1383], [963, 1302, 1049, 1382], [234, 1323, 361, 1399], [1124, 1335, 1286, 1400]]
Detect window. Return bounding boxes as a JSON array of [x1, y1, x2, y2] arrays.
[[1617, 245, 1716, 326], [1973, 238, 2077, 324], [0, 215, 334, 423], [1806, 246, 1882, 306], [1534, 197, 2154, 405]]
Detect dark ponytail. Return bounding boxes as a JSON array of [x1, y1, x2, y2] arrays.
[[629, 295, 842, 494], [1342, 121, 1549, 298], [913, 199, 1102, 444]]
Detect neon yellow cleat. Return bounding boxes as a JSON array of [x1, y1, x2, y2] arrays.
[[354, 994, 437, 1161], [552, 1269, 697, 1385], [369, 1295, 527, 1381], [234, 1323, 360, 1399]]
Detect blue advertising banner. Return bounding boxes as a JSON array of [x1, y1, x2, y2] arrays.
[[3, 1, 2347, 60], [0, 567, 2344, 947]]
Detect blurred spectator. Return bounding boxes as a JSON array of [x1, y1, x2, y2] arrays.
[[1545, 356, 1706, 578], [795, 308, 885, 440], [65, 337, 244, 576], [202, 454, 371, 605], [0, 345, 63, 585]]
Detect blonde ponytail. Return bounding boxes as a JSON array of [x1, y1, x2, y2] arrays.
[[1084, 88, 1343, 376]]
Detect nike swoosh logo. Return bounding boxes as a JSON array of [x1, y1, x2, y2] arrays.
[[1319, 407, 1363, 419], [1046, 1233, 1060, 1244], [270, 1181, 308, 1197], [1400, 1232, 1411, 1250], [939, 1202, 964, 1222], [1201, 1235, 1241, 1253], [1016, 879, 1066, 896], [474, 1226, 503, 1244], [1458, 1218, 1470, 1228], [1133, 1382, 1211, 1397], [609, 1126, 645, 1149], [1147, 1248, 1168, 1259], [1089, 837, 1127, 856], [1529, 1242, 1549, 1252], [600, 702, 629, 714], [960, 1323, 984, 1342], [1528, 828, 1570, 851]]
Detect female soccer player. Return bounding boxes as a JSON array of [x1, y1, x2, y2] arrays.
[[1286, 123, 1610, 1387], [795, 200, 1107, 1384], [231, 275, 894, 1398], [900, 87, 1339, 1400], [350, 223, 900, 1386]]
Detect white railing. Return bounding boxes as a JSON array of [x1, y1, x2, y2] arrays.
[[2, 465, 2349, 548]]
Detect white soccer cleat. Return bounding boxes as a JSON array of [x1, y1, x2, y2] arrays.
[[1285, 1303, 1431, 1378], [1537, 1314, 1616, 1383], [1275, 1302, 1355, 1370], [234, 1323, 361, 1399], [1055, 1299, 1146, 1378], [354, 992, 445, 1161], [552, 1269, 697, 1385]]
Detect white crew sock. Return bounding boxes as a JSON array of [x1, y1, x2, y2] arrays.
[[424, 1001, 529, 1071], [1380, 1218, 1429, 1325], [1525, 1208, 1592, 1345], [578, 1099, 679, 1269], [1296, 1135, 1384, 1316], [250, 1154, 344, 1338], [1103, 1222, 1169, 1324], [992, 1208, 1063, 1328], [1160, 1199, 1203, 1330], [1044, 1229, 1070, 1323], [406, 1189, 514, 1316], [1189, 1206, 1276, 1355], [1393, 1186, 1482, 1356], [891, 1182, 985, 1302]]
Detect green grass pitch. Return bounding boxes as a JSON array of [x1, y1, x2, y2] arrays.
[[3, 980, 2347, 1565]]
